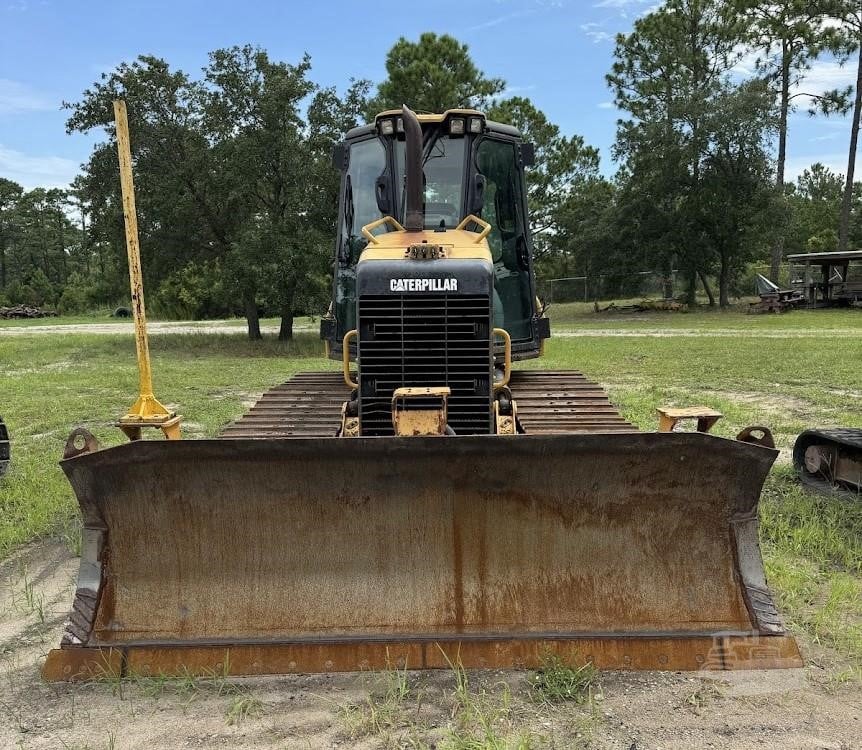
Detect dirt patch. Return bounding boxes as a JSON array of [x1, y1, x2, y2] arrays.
[[1, 541, 860, 749], [0, 322, 315, 337], [706, 390, 810, 415], [554, 328, 861, 338]]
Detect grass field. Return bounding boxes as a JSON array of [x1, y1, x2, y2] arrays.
[[1, 306, 861, 671]]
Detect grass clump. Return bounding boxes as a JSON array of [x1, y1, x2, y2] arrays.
[[439, 652, 544, 750], [682, 681, 725, 715], [528, 654, 599, 705], [340, 660, 415, 741], [224, 692, 264, 726]]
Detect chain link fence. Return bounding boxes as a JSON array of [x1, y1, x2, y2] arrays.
[[537, 264, 814, 305], [536, 271, 683, 305]]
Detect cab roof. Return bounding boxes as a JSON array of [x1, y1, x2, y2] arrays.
[[344, 108, 521, 140]]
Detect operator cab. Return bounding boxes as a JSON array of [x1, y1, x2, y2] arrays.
[[323, 109, 549, 360]]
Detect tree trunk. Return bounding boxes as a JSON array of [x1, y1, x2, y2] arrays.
[[244, 294, 261, 340], [698, 270, 716, 307], [838, 43, 862, 253], [662, 256, 674, 298], [771, 45, 791, 281], [685, 268, 697, 305], [278, 306, 294, 340], [719, 254, 730, 308]]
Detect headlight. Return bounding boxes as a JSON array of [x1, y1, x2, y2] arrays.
[[468, 117, 484, 134], [379, 119, 395, 135], [449, 117, 465, 135]]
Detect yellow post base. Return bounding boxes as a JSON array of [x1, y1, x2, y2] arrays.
[[118, 395, 182, 441], [117, 415, 182, 441]]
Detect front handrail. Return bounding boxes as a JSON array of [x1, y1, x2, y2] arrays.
[[342, 330, 358, 388], [455, 214, 493, 243], [493, 328, 512, 389], [361, 216, 406, 245]]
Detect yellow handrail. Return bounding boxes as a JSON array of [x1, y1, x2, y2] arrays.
[[493, 328, 512, 389], [455, 214, 493, 243], [342, 330, 358, 388], [361, 216, 406, 245]]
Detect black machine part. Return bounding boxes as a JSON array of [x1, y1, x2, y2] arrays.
[[402, 105, 424, 232], [0, 417, 9, 477], [793, 428, 862, 494]]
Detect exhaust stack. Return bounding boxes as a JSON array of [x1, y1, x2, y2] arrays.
[[402, 105, 423, 232]]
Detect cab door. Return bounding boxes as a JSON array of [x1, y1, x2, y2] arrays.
[[332, 136, 388, 341], [474, 137, 537, 344]]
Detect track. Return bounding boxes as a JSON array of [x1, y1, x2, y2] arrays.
[[219, 370, 635, 438]]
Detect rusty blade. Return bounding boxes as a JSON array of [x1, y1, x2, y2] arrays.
[[48, 432, 798, 677]]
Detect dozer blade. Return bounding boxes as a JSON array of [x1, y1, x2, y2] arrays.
[[44, 432, 801, 681]]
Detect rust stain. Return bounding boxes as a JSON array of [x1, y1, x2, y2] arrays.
[[42, 634, 803, 682], [52, 429, 794, 677], [452, 510, 464, 630]]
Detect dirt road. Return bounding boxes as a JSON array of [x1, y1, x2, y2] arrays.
[[1, 320, 859, 338], [1, 541, 859, 749]]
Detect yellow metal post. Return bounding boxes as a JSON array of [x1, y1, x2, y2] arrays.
[[113, 99, 181, 441]]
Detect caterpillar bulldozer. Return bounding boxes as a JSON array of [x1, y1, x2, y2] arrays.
[[43, 106, 801, 681]]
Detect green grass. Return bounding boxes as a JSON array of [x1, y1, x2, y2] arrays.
[[760, 468, 862, 663], [548, 301, 861, 331], [528, 655, 599, 705], [0, 313, 317, 328], [0, 332, 329, 554], [1, 306, 861, 668]]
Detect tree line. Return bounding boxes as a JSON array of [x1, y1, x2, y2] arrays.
[[0, 0, 860, 335]]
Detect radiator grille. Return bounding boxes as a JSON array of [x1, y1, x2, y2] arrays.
[[358, 294, 492, 436]]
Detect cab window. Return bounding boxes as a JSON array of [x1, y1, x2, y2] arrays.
[[341, 138, 387, 263], [334, 137, 386, 336], [476, 138, 533, 341]]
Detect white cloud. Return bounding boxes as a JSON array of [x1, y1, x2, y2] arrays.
[[0, 145, 79, 189], [583, 29, 613, 43], [0, 79, 53, 116], [733, 52, 857, 107], [784, 152, 856, 183], [467, 9, 533, 31], [598, 101, 615, 109], [791, 60, 857, 108], [809, 131, 842, 143], [594, 0, 649, 7], [497, 84, 537, 99]]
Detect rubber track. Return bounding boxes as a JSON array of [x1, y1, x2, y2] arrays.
[[220, 370, 635, 438]]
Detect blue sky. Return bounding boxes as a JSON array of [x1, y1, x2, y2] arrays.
[[0, 0, 858, 190]]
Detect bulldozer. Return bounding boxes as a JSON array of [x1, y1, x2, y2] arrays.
[[43, 106, 801, 681]]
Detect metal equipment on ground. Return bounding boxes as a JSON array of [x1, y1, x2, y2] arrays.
[[794, 428, 862, 494], [44, 105, 802, 681], [748, 274, 805, 314], [0, 417, 9, 476]]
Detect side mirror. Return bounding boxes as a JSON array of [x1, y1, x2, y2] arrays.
[[331, 142, 348, 171], [520, 143, 536, 168], [375, 174, 392, 215], [469, 174, 486, 215]]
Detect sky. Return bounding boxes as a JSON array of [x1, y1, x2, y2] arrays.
[[0, 0, 858, 191]]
